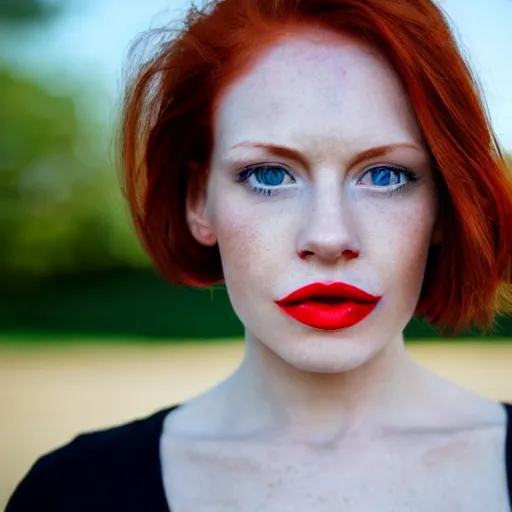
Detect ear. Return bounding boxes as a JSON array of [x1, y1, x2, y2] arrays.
[[186, 182, 217, 247]]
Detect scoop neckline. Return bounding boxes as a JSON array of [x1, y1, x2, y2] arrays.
[[155, 402, 512, 512]]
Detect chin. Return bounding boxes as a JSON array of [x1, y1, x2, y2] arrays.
[[265, 331, 384, 374]]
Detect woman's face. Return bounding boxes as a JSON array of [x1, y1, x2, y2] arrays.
[[188, 28, 438, 373]]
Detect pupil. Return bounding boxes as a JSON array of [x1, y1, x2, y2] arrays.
[[372, 169, 392, 186], [258, 168, 284, 186]]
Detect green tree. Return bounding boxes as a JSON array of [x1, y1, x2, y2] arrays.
[[0, 66, 147, 276], [0, 0, 59, 23], [0, 0, 148, 278]]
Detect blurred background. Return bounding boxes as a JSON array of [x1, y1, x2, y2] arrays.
[[1, 0, 511, 508]]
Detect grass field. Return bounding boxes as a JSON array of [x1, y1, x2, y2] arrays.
[[2, 338, 512, 510]]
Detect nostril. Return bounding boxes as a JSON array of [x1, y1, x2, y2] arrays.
[[298, 250, 314, 260], [342, 249, 360, 261], [298, 249, 359, 260]]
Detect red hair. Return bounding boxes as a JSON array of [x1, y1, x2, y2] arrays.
[[120, 0, 512, 333]]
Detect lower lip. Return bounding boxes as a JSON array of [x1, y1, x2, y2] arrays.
[[276, 301, 379, 330]]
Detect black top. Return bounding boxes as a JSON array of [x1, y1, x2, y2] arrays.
[[6, 403, 512, 511]]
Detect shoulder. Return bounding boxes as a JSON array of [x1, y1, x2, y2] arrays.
[[6, 406, 177, 512], [416, 370, 508, 433]]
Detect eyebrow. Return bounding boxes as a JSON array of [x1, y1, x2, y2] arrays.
[[230, 142, 423, 169]]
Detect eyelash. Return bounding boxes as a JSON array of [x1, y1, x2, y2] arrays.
[[235, 164, 297, 197], [235, 164, 419, 197], [365, 164, 419, 197]]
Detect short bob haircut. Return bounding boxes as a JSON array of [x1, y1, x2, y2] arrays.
[[120, 0, 512, 334]]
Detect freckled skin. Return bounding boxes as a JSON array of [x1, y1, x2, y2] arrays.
[[205, 29, 437, 373], [170, 27, 510, 512]]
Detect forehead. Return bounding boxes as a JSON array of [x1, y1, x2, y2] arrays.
[[213, 29, 423, 155]]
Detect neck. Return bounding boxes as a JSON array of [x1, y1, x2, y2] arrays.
[[222, 332, 426, 445]]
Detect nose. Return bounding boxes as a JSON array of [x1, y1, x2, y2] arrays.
[[296, 178, 361, 264]]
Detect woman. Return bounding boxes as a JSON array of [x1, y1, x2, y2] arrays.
[[7, 0, 512, 510]]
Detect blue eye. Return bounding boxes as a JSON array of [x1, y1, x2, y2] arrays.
[[372, 169, 396, 186], [359, 165, 417, 191], [254, 167, 286, 186], [236, 165, 297, 196]]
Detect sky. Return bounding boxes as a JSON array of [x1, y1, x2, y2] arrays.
[[6, 0, 512, 149]]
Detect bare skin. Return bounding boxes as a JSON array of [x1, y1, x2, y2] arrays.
[[160, 28, 510, 510], [160, 362, 509, 511]]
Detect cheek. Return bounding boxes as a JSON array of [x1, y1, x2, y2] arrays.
[[363, 196, 436, 287], [213, 200, 291, 289]]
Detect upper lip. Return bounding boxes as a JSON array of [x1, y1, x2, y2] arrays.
[[275, 282, 381, 304]]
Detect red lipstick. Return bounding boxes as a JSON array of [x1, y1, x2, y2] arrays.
[[274, 282, 381, 331]]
